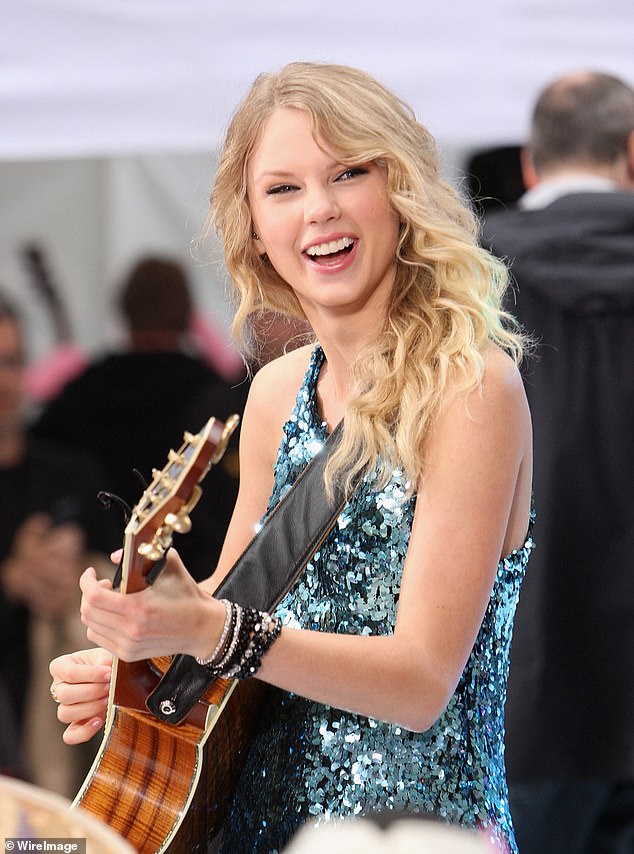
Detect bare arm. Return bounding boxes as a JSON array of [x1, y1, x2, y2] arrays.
[[247, 347, 532, 730]]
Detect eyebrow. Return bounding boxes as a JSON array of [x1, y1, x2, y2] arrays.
[[254, 170, 296, 181], [251, 157, 346, 185]]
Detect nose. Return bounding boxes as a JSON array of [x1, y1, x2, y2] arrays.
[[304, 182, 341, 224]]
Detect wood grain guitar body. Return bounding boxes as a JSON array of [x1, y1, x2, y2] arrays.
[[75, 665, 263, 853]]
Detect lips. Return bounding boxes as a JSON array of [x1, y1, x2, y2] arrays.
[[305, 236, 354, 258], [303, 235, 357, 270]]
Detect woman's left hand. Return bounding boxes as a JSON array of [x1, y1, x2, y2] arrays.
[[79, 549, 222, 661]]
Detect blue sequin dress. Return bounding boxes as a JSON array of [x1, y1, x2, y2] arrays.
[[220, 346, 533, 854]]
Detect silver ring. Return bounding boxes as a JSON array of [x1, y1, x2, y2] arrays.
[[50, 682, 62, 703]]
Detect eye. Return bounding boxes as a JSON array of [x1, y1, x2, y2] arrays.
[[265, 183, 298, 196], [335, 166, 369, 182]]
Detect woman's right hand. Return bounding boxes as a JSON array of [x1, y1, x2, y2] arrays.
[[49, 648, 112, 744]]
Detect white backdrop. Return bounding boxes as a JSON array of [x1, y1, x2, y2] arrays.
[[2, 0, 633, 360], [3, 0, 634, 158]]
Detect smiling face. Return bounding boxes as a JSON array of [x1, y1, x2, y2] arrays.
[[247, 107, 400, 331]]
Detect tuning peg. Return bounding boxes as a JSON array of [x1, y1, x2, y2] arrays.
[[160, 475, 176, 492], [138, 541, 164, 561], [168, 450, 186, 466], [164, 511, 192, 534]]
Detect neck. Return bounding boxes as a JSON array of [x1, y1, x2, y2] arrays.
[[302, 300, 385, 367], [296, 293, 390, 427], [128, 329, 186, 352], [535, 160, 629, 189], [313, 335, 366, 431]]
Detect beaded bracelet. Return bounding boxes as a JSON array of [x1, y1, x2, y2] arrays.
[[230, 609, 282, 680], [195, 598, 233, 666], [213, 604, 244, 673], [199, 601, 282, 681]]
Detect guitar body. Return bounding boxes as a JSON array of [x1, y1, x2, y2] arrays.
[[72, 415, 262, 852], [75, 665, 263, 853]]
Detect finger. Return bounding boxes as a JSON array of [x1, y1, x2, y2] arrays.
[[57, 694, 109, 726], [81, 601, 132, 646], [79, 565, 99, 591], [72, 648, 114, 668], [84, 625, 148, 660], [62, 716, 106, 745], [84, 625, 117, 654], [52, 678, 110, 707], [80, 571, 128, 631], [81, 568, 126, 615], [50, 649, 113, 684]]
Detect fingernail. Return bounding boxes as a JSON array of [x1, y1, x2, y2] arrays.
[[91, 717, 102, 727], [103, 669, 112, 682]]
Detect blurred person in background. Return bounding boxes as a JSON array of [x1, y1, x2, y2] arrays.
[[0, 293, 114, 796], [31, 256, 244, 581], [481, 71, 634, 854]]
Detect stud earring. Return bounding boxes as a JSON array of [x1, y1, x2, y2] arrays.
[[251, 230, 260, 240]]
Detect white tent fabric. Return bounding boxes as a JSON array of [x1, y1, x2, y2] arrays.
[[1, 0, 633, 362], [3, 0, 634, 159], [0, 153, 233, 361]]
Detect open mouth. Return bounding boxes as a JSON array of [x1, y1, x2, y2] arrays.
[[304, 236, 355, 263]]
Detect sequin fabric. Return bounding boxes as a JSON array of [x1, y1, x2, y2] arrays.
[[220, 346, 533, 854]]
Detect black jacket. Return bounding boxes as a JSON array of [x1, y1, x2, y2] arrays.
[[482, 191, 634, 781]]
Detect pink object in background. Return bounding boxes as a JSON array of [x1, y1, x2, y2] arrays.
[[190, 313, 244, 383], [24, 342, 87, 402]]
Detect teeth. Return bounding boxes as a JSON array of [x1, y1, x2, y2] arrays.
[[306, 237, 354, 257]]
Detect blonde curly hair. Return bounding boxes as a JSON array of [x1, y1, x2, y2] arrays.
[[206, 62, 524, 496]]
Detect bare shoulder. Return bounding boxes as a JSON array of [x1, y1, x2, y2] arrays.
[[481, 346, 531, 437], [240, 344, 315, 467], [481, 344, 525, 398], [427, 344, 531, 466], [251, 344, 315, 395], [247, 345, 314, 421], [461, 345, 529, 424]]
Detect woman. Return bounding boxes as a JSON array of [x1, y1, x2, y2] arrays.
[[50, 63, 533, 853]]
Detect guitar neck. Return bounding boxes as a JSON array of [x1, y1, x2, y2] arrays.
[[108, 414, 238, 713]]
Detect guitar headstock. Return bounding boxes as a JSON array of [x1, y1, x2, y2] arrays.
[[119, 414, 239, 594], [21, 242, 72, 341]]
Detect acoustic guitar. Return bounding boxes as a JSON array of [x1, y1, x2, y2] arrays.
[[73, 415, 263, 853]]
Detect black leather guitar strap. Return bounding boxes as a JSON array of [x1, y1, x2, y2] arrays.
[[146, 420, 353, 724]]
